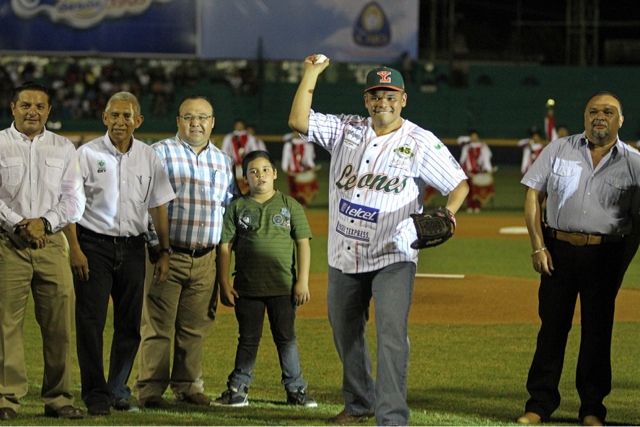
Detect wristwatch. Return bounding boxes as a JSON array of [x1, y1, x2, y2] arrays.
[[40, 217, 52, 235], [158, 247, 173, 256]]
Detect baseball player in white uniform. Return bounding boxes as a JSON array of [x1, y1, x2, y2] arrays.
[[289, 55, 469, 426]]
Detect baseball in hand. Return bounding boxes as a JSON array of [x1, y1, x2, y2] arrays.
[[313, 54, 328, 64]]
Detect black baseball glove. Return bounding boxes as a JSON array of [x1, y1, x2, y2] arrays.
[[410, 208, 456, 249]]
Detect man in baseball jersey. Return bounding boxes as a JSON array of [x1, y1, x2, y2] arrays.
[[288, 56, 469, 426]]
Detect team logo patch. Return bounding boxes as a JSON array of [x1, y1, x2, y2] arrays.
[[97, 160, 106, 173], [394, 145, 414, 158], [339, 199, 379, 223], [391, 144, 413, 170], [343, 126, 363, 150], [272, 213, 291, 228]]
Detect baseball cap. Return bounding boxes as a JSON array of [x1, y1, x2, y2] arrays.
[[365, 67, 405, 92]]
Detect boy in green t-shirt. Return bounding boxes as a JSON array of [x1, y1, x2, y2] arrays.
[[211, 150, 316, 408]]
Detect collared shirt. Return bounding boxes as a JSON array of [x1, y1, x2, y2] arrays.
[[77, 132, 175, 237], [0, 123, 85, 231], [305, 110, 467, 274], [522, 133, 640, 235], [151, 135, 236, 249]]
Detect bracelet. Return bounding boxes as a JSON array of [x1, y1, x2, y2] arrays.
[[531, 247, 547, 257]]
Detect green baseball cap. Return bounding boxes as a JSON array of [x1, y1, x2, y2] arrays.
[[365, 66, 405, 92]]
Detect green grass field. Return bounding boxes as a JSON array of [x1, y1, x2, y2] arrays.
[[7, 163, 640, 425]]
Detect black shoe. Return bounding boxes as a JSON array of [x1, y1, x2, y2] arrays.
[[44, 404, 84, 419], [0, 408, 16, 421], [87, 402, 111, 416], [112, 398, 130, 411]]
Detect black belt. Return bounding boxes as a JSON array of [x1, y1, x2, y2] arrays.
[[546, 228, 624, 246], [78, 225, 145, 244], [171, 245, 215, 258]]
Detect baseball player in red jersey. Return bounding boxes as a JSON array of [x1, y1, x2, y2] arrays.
[[289, 55, 469, 426]]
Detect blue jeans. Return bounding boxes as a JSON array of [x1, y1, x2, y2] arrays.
[[228, 295, 307, 393], [328, 262, 416, 426], [74, 233, 146, 406]]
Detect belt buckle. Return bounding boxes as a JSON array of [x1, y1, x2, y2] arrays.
[[190, 249, 198, 257], [568, 233, 588, 246]]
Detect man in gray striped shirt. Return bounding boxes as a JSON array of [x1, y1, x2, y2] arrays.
[[518, 91, 640, 427]]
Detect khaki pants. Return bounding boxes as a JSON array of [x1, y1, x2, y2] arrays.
[[134, 249, 217, 400], [0, 232, 75, 411]]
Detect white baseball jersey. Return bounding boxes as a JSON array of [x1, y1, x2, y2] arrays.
[[304, 110, 467, 274]]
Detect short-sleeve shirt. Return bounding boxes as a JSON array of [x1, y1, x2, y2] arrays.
[[151, 135, 236, 248], [521, 133, 640, 235], [220, 190, 312, 297], [304, 111, 467, 274], [77, 133, 175, 237]]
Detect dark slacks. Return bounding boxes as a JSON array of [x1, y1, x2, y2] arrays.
[[227, 295, 307, 393], [74, 233, 146, 406], [524, 238, 624, 422]]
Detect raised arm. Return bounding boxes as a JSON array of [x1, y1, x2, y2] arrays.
[[288, 54, 331, 135]]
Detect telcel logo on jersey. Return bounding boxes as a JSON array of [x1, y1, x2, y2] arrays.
[[339, 200, 379, 223]]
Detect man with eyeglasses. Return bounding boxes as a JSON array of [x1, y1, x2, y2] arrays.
[[63, 91, 175, 416], [133, 95, 237, 409]]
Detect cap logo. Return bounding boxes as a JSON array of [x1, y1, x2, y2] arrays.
[[377, 70, 392, 83]]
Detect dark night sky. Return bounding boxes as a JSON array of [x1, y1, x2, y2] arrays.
[[420, 0, 640, 64]]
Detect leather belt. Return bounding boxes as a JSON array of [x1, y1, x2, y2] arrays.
[[171, 245, 215, 258], [78, 225, 145, 244], [546, 228, 624, 246]]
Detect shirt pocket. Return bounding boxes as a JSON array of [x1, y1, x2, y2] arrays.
[[549, 162, 580, 197], [601, 175, 631, 210], [0, 157, 24, 187], [135, 175, 152, 204], [44, 157, 65, 187]]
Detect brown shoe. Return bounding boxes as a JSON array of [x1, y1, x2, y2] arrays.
[[0, 408, 16, 421], [327, 409, 374, 425], [182, 392, 212, 406], [517, 412, 542, 425], [582, 415, 604, 426], [44, 405, 84, 419], [140, 395, 170, 409]]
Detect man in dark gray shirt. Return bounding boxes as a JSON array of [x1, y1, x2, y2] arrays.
[[517, 91, 640, 427]]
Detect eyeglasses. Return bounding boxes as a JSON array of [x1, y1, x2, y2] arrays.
[[178, 115, 212, 122]]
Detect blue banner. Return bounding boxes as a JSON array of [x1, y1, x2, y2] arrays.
[[200, 0, 419, 62], [0, 0, 197, 55]]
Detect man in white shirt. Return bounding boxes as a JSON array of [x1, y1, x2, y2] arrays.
[[0, 82, 86, 421], [63, 91, 175, 416]]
